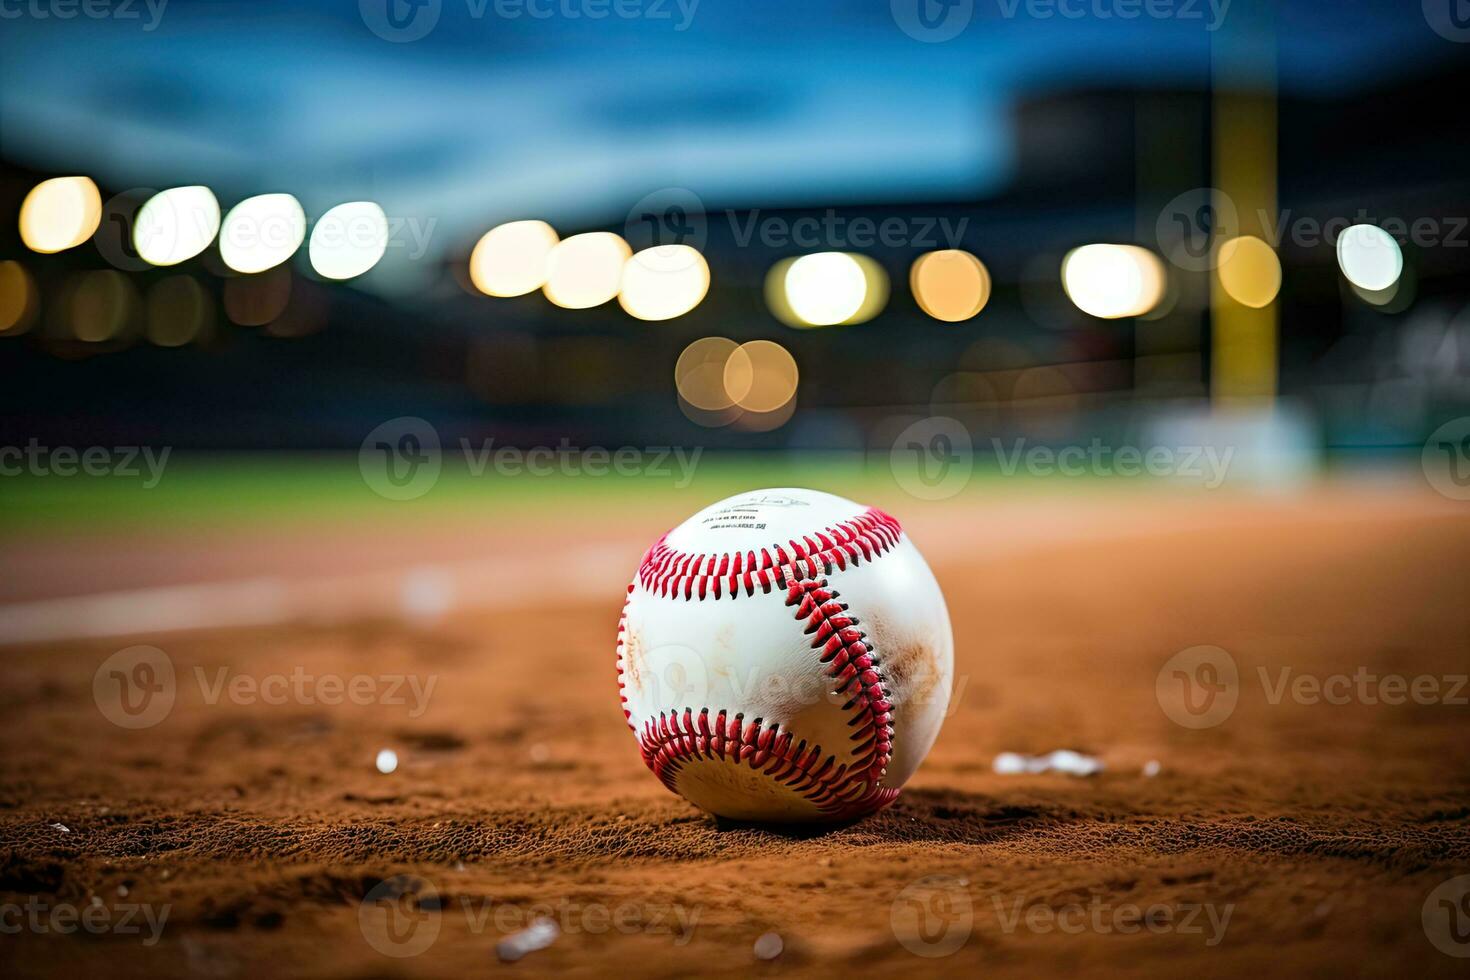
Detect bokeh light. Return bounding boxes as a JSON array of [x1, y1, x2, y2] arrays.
[[1336, 224, 1403, 292], [68, 270, 139, 343], [543, 232, 631, 309], [724, 339, 798, 412], [308, 201, 389, 280], [146, 275, 213, 347], [19, 177, 102, 254], [782, 252, 866, 326], [223, 266, 293, 326], [1350, 259, 1414, 311], [133, 186, 221, 266], [911, 249, 991, 322], [676, 337, 798, 428], [0, 261, 39, 336], [1216, 235, 1281, 308], [674, 336, 738, 410], [1061, 244, 1166, 319], [220, 193, 306, 274], [847, 254, 890, 324], [677, 395, 743, 429], [469, 220, 559, 297], [618, 245, 710, 320]]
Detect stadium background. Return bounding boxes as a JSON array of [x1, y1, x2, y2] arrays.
[[2, 1, 1469, 976]]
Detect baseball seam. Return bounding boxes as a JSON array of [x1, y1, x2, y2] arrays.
[[621, 508, 904, 819], [784, 576, 894, 781], [637, 507, 902, 601], [616, 580, 636, 729]]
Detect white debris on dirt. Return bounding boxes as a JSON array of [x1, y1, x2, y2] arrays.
[[1142, 759, 1162, 778], [50, 822, 71, 833], [753, 931, 784, 960], [1047, 750, 1103, 776], [496, 918, 560, 963], [992, 752, 1028, 775], [992, 750, 1104, 777], [398, 566, 455, 625], [375, 749, 398, 774]]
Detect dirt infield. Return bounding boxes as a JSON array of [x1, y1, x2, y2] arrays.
[[2, 484, 1469, 977]]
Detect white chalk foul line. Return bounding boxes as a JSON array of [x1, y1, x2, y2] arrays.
[[2, 491, 1446, 647], [0, 544, 633, 647]]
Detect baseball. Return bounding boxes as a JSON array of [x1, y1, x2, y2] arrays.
[[616, 488, 954, 822]]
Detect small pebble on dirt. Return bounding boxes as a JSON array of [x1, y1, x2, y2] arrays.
[[993, 750, 1104, 777], [753, 932, 784, 960], [496, 918, 560, 963]]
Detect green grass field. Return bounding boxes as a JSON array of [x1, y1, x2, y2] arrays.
[[1, 447, 1399, 537], [0, 452, 903, 534]]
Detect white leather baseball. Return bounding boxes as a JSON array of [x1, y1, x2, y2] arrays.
[[617, 488, 953, 822]]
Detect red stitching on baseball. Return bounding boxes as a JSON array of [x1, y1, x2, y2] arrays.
[[637, 507, 902, 601], [631, 575, 897, 818], [615, 580, 635, 730], [624, 505, 905, 818], [785, 577, 893, 781], [636, 708, 899, 820]]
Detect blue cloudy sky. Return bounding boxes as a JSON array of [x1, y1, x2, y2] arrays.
[[0, 0, 1452, 256]]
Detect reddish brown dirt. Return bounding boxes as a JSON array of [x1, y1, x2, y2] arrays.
[[2, 487, 1469, 977]]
